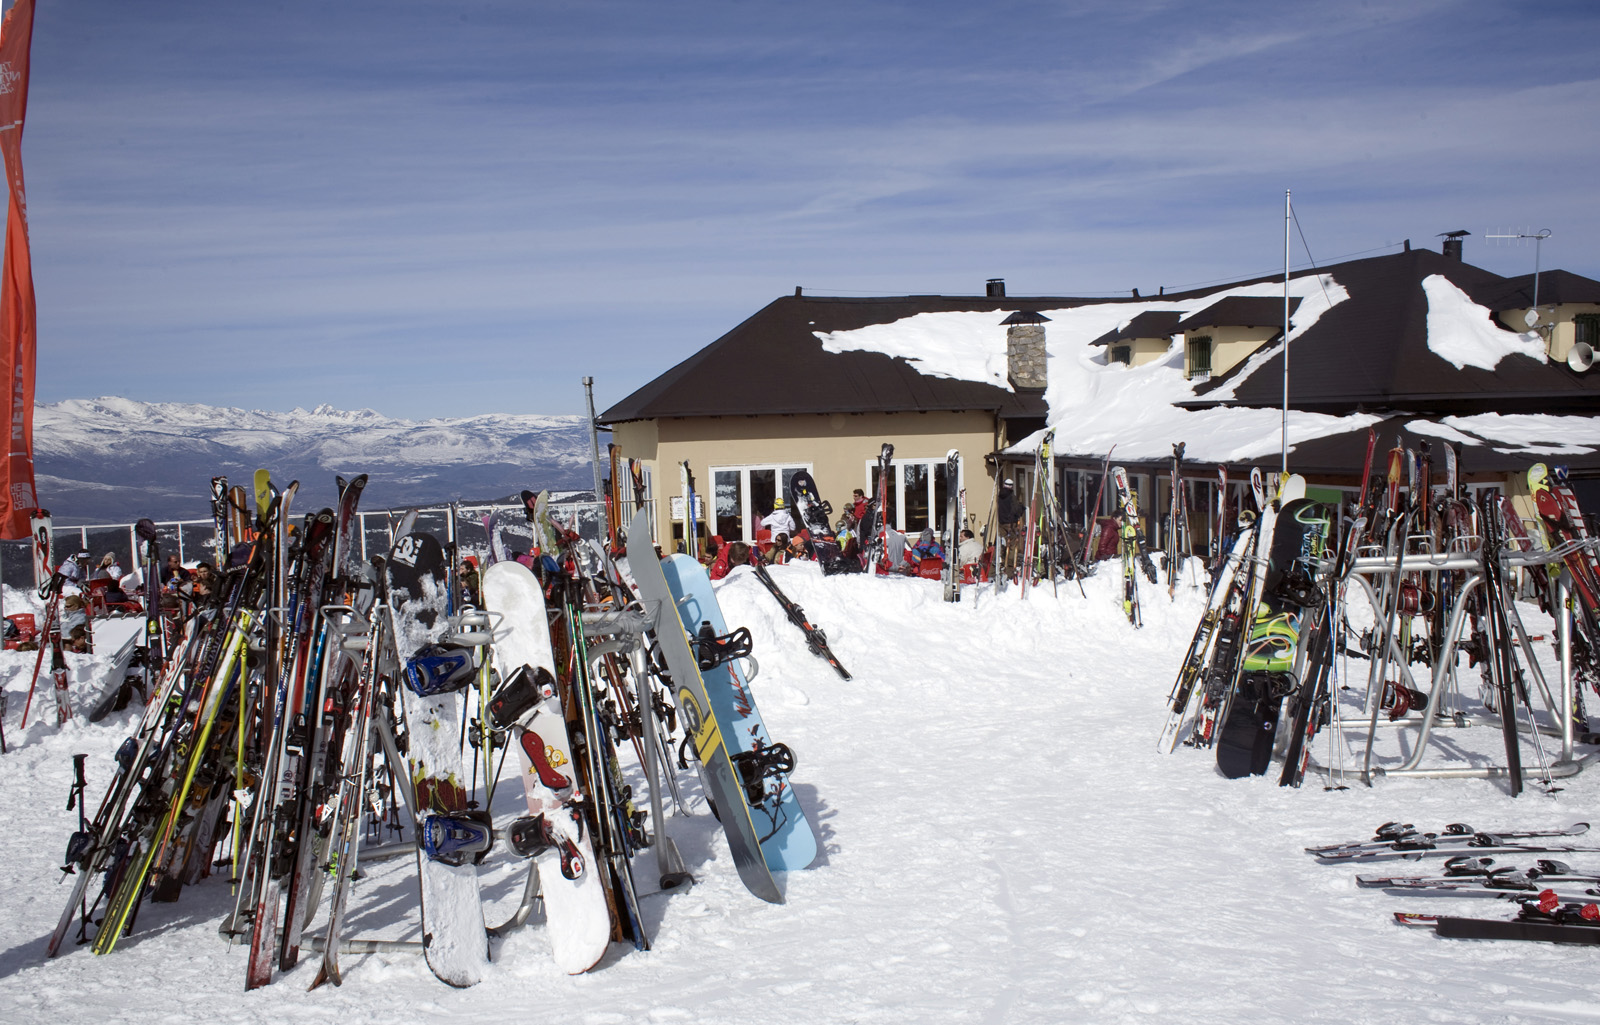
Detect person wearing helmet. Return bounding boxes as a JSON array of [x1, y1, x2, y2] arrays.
[[760, 497, 796, 537]]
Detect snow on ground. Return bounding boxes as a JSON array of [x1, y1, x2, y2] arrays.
[[1, 567, 1598, 1024]]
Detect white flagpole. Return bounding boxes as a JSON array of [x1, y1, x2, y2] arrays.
[[1282, 189, 1291, 477]]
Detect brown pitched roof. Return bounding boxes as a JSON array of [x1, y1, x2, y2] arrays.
[[1187, 249, 1600, 415], [599, 294, 1101, 424], [1176, 296, 1301, 333], [1470, 269, 1600, 311], [1089, 310, 1182, 347]]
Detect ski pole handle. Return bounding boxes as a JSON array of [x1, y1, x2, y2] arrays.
[[69, 752, 87, 809]]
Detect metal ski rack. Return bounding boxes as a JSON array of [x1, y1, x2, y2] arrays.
[[1313, 536, 1599, 788]]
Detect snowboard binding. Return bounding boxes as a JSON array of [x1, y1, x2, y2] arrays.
[[488, 663, 557, 728], [420, 810, 494, 866], [507, 812, 586, 879], [402, 644, 477, 697], [694, 622, 753, 671], [730, 741, 796, 806]]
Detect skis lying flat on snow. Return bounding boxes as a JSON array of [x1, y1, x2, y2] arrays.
[[1397, 902, 1600, 944], [1357, 858, 1600, 892], [749, 562, 850, 680], [1306, 821, 1589, 858]]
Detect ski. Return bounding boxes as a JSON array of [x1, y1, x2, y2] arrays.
[[942, 449, 960, 602], [748, 562, 850, 680]]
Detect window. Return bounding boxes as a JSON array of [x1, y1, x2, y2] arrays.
[[709, 463, 811, 541], [1186, 335, 1213, 380], [1111, 345, 1131, 365], [1576, 313, 1599, 349], [866, 457, 959, 532]]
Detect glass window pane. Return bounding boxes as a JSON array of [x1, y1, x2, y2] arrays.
[[750, 469, 777, 532], [870, 465, 897, 529], [903, 463, 930, 532], [714, 470, 743, 541]]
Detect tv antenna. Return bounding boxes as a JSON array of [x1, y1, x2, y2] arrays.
[[1486, 228, 1552, 322]]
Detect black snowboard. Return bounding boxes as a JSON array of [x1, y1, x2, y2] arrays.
[[1216, 498, 1329, 779]]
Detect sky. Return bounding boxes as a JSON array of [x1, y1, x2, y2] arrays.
[[13, 0, 1600, 419]]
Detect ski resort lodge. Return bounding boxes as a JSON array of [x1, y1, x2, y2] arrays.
[[599, 239, 1600, 554]]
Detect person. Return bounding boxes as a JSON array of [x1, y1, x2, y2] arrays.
[[907, 528, 945, 571], [163, 554, 191, 589], [760, 499, 795, 538], [458, 557, 480, 607], [190, 561, 218, 602], [996, 478, 1025, 574], [786, 533, 810, 561], [710, 539, 755, 580], [957, 528, 983, 570], [93, 552, 122, 581], [765, 532, 790, 564], [850, 488, 869, 524]]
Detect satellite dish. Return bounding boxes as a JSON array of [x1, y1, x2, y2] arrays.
[[1569, 342, 1594, 373], [1523, 308, 1541, 328]]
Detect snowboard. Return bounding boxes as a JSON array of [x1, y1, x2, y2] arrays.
[[1215, 495, 1329, 779], [86, 625, 142, 723], [660, 554, 818, 874], [626, 510, 783, 903], [480, 560, 612, 974], [787, 469, 845, 571], [385, 531, 490, 987]]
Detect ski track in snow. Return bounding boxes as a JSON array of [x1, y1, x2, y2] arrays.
[[2, 569, 1599, 1024]]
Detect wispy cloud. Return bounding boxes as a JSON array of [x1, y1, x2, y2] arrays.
[[17, 0, 1600, 416]]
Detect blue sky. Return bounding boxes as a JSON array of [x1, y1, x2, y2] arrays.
[[17, 0, 1600, 418]]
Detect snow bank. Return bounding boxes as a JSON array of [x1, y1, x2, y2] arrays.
[[1, 569, 1595, 1023]]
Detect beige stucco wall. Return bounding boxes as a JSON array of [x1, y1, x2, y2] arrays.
[[610, 411, 998, 552], [1126, 336, 1174, 367], [1495, 303, 1600, 363]]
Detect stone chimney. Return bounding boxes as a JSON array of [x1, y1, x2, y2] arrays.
[[1001, 310, 1050, 390]]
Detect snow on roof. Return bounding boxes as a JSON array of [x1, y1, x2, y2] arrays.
[[1423, 275, 1546, 371], [1437, 412, 1600, 457], [817, 274, 1366, 463]]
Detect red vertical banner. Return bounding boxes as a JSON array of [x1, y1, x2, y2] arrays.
[[0, 0, 36, 539]]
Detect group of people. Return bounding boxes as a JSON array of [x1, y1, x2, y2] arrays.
[[698, 488, 992, 581], [28, 549, 222, 653]]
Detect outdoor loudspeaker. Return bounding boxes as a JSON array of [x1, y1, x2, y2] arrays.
[[1569, 341, 1594, 373]]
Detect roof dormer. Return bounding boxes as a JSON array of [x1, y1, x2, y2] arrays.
[[1175, 296, 1301, 381], [1090, 310, 1181, 368], [1472, 269, 1600, 368]]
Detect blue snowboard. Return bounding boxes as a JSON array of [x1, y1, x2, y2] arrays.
[[660, 554, 818, 873]]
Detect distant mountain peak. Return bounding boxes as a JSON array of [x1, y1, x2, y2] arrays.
[[33, 397, 595, 524]]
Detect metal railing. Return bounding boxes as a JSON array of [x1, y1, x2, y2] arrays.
[[0, 499, 617, 590]]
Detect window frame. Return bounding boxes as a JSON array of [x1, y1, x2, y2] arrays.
[[864, 456, 962, 533], [1186, 334, 1213, 380], [708, 462, 813, 542]]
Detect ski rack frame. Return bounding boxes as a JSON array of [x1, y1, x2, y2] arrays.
[[1311, 538, 1600, 787]]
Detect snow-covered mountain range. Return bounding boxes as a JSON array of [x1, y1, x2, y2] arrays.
[[32, 398, 596, 524]]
